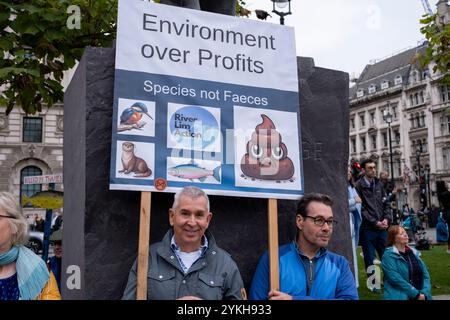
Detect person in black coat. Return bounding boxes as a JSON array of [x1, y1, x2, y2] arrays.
[[355, 159, 392, 285]]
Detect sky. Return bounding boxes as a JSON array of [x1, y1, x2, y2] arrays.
[[245, 0, 429, 79]]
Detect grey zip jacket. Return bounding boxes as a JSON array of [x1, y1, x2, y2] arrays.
[[122, 229, 245, 300]]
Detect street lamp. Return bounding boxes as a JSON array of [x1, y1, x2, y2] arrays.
[[271, 0, 291, 25], [424, 164, 431, 208], [383, 105, 394, 184], [416, 142, 424, 209], [383, 102, 396, 224], [416, 143, 422, 179]]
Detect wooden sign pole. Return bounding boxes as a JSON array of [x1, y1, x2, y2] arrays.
[[268, 198, 279, 291], [136, 191, 151, 300]]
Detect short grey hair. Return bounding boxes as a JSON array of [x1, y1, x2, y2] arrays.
[[172, 186, 210, 212], [0, 192, 29, 246]]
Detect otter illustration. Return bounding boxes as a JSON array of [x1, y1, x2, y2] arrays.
[[241, 114, 294, 181], [119, 142, 152, 178]]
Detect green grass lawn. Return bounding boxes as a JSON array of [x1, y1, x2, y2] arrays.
[[356, 245, 450, 300]]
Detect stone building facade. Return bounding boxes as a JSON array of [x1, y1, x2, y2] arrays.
[[0, 104, 63, 219], [349, 42, 450, 211]]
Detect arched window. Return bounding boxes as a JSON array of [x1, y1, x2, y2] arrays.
[[20, 166, 42, 207]]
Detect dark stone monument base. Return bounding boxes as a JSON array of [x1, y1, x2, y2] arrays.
[[63, 48, 350, 299], [160, 0, 237, 15]]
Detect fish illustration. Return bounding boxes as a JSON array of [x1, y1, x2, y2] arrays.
[[168, 160, 220, 182]]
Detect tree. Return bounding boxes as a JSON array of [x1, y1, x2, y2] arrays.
[[0, 0, 117, 115], [236, 0, 249, 17], [419, 13, 450, 86]]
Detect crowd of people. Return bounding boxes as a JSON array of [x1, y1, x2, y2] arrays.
[[1, 172, 448, 300], [347, 159, 450, 300]]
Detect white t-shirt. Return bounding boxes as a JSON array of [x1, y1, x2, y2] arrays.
[[177, 249, 203, 271]]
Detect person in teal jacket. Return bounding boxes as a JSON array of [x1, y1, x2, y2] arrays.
[[382, 225, 432, 300]]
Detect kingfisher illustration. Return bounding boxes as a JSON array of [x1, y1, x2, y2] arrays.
[[120, 102, 153, 125]]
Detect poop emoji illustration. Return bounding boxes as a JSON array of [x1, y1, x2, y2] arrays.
[[241, 114, 294, 181]]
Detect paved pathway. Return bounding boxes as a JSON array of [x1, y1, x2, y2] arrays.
[[433, 295, 450, 300], [407, 227, 438, 245]]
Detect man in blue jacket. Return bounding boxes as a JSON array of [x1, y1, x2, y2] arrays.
[[249, 193, 358, 300]]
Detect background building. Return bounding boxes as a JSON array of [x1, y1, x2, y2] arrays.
[[0, 104, 63, 221], [349, 41, 449, 211]]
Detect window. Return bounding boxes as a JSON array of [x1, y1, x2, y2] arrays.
[[361, 136, 366, 152], [440, 116, 450, 134], [444, 149, 450, 169], [394, 75, 402, 85], [382, 132, 388, 147], [381, 80, 389, 90], [383, 161, 389, 172], [351, 138, 356, 153], [410, 92, 424, 107], [415, 113, 421, 128], [369, 111, 376, 125], [350, 117, 355, 130], [447, 116, 450, 134], [371, 135, 377, 150], [422, 139, 428, 153], [23, 117, 42, 143], [392, 105, 398, 120], [357, 89, 364, 98], [395, 160, 402, 177], [419, 114, 425, 127], [359, 114, 365, 128], [393, 130, 400, 145], [441, 85, 450, 102], [368, 84, 376, 94], [20, 166, 42, 207], [380, 108, 385, 122]]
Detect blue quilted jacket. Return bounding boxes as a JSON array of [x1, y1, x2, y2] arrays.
[[249, 242, 358, 300]]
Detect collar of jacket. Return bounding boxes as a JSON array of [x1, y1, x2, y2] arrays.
[[387, 245, 420, 258], [292, 241, 328, 261], [157, 229, 218, 273], [170, 234, 209, 254], [360, 176, 379, 188]]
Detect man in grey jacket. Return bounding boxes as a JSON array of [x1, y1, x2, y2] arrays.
[[122, 186, 245, 300]]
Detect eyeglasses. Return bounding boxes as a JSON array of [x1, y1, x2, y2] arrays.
[[305, 216, 335, 227], [0, 214, 14, 219]]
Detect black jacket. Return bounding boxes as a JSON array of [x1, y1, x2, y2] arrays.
[[356, 176, 392, 230]]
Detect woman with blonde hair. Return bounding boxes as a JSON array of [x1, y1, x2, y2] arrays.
[[0, 192, 60, 300], [382, 225, 432, 300]]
